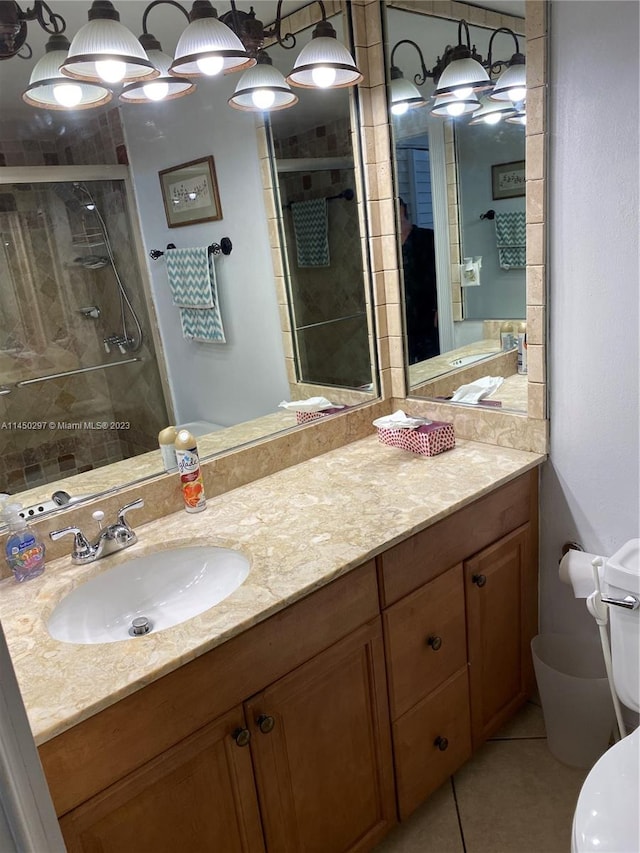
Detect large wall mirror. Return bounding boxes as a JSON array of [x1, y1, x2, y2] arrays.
[[0, 1, 377, 521], [384, 1, 528, 414]]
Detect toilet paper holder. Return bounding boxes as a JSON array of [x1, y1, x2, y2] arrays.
[[561, 541, 584, 560]]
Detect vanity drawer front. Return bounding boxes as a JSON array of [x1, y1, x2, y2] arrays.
[[393, 668, 471, 820], [378, 471, 533, 606], [40, 560, 379, 817], [383, 564, 466, 720]]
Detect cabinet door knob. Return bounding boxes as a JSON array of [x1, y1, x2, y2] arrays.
[[232, 727, 251, 747], [472, 573, 487, 587], [427, 635, 442, 651], [256, 714, 275, 734], [434, 735, 449, 751]]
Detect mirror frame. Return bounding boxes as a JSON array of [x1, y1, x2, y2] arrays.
[[371, 0, 548, 452]]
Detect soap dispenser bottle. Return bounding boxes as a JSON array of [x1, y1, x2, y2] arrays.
[[3, 503, 46, 582]]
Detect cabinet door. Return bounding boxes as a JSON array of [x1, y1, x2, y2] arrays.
[[245, 619, 396, 853], [60, 706, 265, 853], [465, 523, 537, 748]]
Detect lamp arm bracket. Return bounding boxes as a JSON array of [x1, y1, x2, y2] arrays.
[[142, 0, 190, 36], [390, 39, 431, 86], [263, 0, 297, 51], [24, 1, 65, 34], [486, 26, 520, 68]]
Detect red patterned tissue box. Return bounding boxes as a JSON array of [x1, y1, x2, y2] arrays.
[[296, 407, 348, 425], [376, 420, 455, 457]]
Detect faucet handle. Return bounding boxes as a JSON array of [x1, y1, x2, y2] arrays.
[[49, 526, 93, 560], [117, 498, 144, 528]]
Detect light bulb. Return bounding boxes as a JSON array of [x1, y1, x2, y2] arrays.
[[391, 102, 409, 116], [484, 112, 502, 125], [311, 65, 336, 88], [84, 203, 96, 211], [53, 82, 83, 107], [196, 55, 224, 76], [508, 86, 527, 103], [453, 86, 473, 100], [251, 88, 276, 110], [95, 59, 126, 84], [446, 101, 466, 117], [142, 80, 169, 101]]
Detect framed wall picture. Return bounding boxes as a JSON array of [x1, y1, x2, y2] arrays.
[[491, 160, 526, 200], [159, 156, 222, 227]]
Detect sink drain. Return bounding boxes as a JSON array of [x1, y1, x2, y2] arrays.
[[129, 616, 152, 637]]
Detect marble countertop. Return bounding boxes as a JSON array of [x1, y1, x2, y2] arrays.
[[0, 435, 544, 746]]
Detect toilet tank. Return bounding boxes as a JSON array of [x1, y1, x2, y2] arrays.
[[604, 539, 640, 713]]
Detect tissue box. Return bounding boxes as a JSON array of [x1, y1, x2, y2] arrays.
[[296, 407, 348, 425], [377, 420, 455, 457]]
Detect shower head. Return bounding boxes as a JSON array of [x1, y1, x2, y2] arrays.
[[52, 182, 98, 212], [73, 182, 98, 211]]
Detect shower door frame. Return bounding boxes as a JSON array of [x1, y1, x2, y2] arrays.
[[0, 165, 175, 424]]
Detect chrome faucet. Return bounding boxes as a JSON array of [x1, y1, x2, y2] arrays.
[[50, 499, 144, 564]]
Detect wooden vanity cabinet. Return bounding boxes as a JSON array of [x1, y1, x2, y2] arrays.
[[41, 561, 396, 853], [378, 470, 538, 819]]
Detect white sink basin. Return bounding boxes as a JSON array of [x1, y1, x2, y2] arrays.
[[47, 546, 250, 645]]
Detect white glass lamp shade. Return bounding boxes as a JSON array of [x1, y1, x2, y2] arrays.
[[286, 21, 362, 89], [468, 95, 515, 125], [435, 56, 491, 98], [490, 60, 527, 105], [431, 91, 481, 117], [390, 74, 426, 115], [170, 13, 253, 77], [60, 2, 157, 84], [229, 62, 298, 112], [22, 35, 112, 110], [506, 108, 526, 125], [120, 41, 196, 103]]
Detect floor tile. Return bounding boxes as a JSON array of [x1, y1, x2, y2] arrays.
[[490, 701, 546, 740], [453, 738, 589, 853], [373, 781, 464, 853]]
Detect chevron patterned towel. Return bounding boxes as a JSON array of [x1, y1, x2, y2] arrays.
[[495, 211, 526, 269], [180, 306, 226, 343], [166, 246, 214, 308], [290, 198, 330, 267]]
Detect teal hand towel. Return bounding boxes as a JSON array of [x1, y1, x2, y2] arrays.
[[166, 246, 214, 307], [494, 211, 526, 269], [290, 198, 330, 267], [180, 306, 226, 343]]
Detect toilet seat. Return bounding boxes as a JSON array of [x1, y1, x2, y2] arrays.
[[572, 726, 640, 852]]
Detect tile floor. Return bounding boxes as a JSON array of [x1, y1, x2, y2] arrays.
[[375, 701, 590, 853]]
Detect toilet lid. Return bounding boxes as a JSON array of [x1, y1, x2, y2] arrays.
[[573, 727, 640, 852]]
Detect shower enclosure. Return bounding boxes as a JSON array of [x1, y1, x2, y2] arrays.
[[0, 172, 169, 495]]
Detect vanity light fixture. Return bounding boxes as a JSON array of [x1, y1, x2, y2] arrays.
[[22, 33, 112, 110], [285, 13, 362, 90], [431, 90, 480, 117], [468, 95, 516, 125], [388, 40, 428, 116], [169, 0, 254, 78], [432, 20, 491, 102], [60, 1, 157, 85], [486, 28, 526, 107], [120, 33, 196, 102], [228, 50, 298, 112]]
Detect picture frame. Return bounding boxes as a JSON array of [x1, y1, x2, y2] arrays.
[[159, 156, 222, 228], [491, 160, 526, 200]]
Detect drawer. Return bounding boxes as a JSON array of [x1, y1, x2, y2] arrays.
[[393, 668, 471, 820], [378, 471, 534, 606], [383, 564, 467, 720]]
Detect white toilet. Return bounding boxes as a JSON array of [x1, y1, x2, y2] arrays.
[[572, 539, 640, 853]]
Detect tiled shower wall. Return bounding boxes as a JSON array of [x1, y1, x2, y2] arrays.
[[0, 109, 169, 494], [274, 117, 371, 388]]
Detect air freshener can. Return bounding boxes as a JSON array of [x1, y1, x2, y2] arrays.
[[174, 429, 206, 513]]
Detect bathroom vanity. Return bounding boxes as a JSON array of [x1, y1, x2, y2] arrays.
[[0, 438, 541, 853]]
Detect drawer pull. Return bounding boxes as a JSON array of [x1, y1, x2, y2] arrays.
[[256, 714, 275, 734], [427, 635, 442, 651], [472, 573, 487, 587], [434, 735, 449, 752], [232, 727, 251, 747]]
